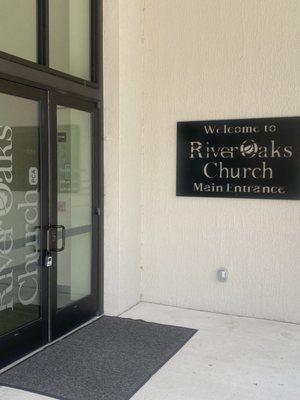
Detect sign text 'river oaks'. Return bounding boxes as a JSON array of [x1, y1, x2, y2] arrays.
[[176, 117, 300, 199]]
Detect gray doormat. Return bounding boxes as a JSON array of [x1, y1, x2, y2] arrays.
[[0, 316, 197, 400]]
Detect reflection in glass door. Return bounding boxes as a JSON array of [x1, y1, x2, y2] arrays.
[[0, 82, 100, 368], [51, 95, 98, 339], [0, 94, 40, 335], [57, 107, 92, 308], [0, 80, 48, 368]]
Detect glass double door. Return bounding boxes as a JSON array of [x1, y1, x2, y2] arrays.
[[0, 79, 99, 368]]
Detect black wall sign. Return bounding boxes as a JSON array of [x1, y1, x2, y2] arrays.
[[176, 117, 300, 200]]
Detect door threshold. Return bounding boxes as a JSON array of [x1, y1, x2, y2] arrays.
[[0, 314, 104, 375]]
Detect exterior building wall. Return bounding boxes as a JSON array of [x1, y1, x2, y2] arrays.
[[103, 0, 300, 322], [103, 0, 143, 314]]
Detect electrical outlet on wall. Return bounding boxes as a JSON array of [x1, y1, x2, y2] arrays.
[[217, 268, 228, 282]]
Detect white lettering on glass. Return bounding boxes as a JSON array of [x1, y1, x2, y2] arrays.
[[0, 126, 14, 312], [18, 190, 39, 305]]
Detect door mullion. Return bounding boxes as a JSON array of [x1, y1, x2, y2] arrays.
[[49, 92, 59, 342], [40, 90, 50, 345], [50, 92, 99, 340], [0, 79, 49, 368]]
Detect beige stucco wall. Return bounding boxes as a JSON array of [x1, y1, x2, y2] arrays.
[[103, 0, 142, 314], [103, 0, 300, 322]]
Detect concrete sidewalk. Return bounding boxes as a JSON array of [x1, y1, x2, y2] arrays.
[[1, 302, 299, 400], [125, 303, 300, 400]]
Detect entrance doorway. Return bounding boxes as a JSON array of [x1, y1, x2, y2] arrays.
[[0, 79, 101, 368]]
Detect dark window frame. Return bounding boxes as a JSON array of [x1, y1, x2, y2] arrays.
[[0, 0, 103, 368], [0, 0, 100, 88], [0, 0, 103, 314], [49, 92, 102, 340]]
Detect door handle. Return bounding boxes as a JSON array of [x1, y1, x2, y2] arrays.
[[46, 225, 66, 252], [53, 225, 66, 252]]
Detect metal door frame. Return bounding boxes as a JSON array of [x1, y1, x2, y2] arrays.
[[0, 0, 103, 369], [0, 79, 49, 368], [49, 91, 101, 340]]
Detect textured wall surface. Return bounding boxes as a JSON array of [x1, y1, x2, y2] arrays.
[[140, 0, 300, 323], [103, 0, 300, 322], [103, 0, 142, 314]]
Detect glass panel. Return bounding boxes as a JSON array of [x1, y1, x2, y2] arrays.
[[57, 107, 92, 309], [0, 93, 41, 336], [49, 0, 91, 80], [0, 0, 37, 62]]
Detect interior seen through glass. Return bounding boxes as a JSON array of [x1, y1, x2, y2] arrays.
[[0, 0, 37, 62], [0, 92, 40, 336], [0, 0, 91, 80], [56, 107, 92, 309], [49, 0, 91, 80]]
